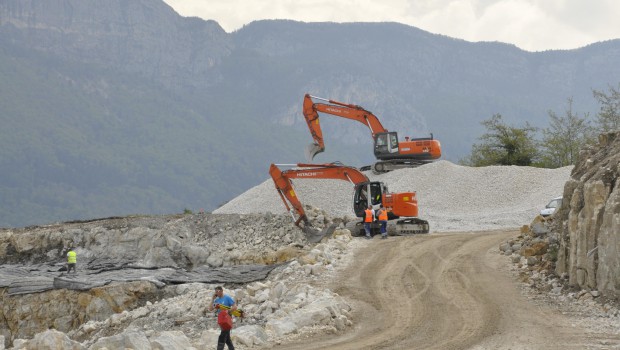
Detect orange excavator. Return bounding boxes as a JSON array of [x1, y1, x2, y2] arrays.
[[269, 162, 429, 241], [303, 94, 442, 173]]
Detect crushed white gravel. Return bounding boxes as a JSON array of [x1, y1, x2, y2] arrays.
[[215, 161, 573, 232]]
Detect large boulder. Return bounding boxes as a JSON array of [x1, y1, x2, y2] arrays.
[[89, 330, 151, 350]]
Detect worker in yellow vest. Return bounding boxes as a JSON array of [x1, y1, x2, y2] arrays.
[[377, 205, 389, 239], [363, 205, 375, 240], [67, 247, 77, 274]]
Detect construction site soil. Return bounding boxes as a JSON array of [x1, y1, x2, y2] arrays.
[[267, 230, 620, 350]]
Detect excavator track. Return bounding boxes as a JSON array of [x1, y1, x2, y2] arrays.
[[346, 219, 429, 237], [394, 218, 430, 234], [360, 160, 433, 174], [371, 160, 434, 174]]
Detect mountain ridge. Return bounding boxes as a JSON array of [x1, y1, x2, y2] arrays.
[[1, 0, 619, 227]]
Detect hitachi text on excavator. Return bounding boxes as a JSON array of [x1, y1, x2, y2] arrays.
[[302, 94, 442, 174], [269, 162, 430, 241]]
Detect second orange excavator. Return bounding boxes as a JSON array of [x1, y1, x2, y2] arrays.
[[303, 94, 442, 173], [269, 162, 429, 241]]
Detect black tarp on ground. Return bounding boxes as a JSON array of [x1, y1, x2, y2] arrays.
[[1, 263, 281, 295]]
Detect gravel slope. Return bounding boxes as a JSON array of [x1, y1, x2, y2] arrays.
[[215, 161, 573, 232]]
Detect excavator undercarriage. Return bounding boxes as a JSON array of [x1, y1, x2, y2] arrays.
[[360, 159, 435, 174], [347, 218, 430, 237], [394, 218, 430, 234]]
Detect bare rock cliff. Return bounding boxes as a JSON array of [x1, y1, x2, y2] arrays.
[[556, 131, 620, 298], [0, 0, 231, 88]]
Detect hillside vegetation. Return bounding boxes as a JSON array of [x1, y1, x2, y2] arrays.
[[1, 0, 619, 227]]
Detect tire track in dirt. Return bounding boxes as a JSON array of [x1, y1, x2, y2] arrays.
[[270, 230, 601, 350]]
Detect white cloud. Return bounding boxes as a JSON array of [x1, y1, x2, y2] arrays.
[[164, 0, 620, 51]]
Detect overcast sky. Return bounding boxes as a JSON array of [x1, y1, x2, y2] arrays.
[[163, 0, 620, 52]]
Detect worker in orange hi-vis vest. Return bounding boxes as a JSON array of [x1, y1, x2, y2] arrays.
[[377, 205, 389, 239], [363, 205, 375, 239]]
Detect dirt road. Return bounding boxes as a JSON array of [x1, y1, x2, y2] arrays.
[[271, 230, 613, 350]]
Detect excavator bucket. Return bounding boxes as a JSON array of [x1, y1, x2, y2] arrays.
[[303, 223, 337, 243], [304, 142, 324, 162]]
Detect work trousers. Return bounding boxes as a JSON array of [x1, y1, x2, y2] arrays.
[[380, 220, 388, 236], [364, 222, 372, 237], [217, 329, 234, 350]]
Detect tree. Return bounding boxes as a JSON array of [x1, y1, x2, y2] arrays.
[[461, 114, 539, 167], [540, 98, 594, 168], [593, 83, 620, 132]]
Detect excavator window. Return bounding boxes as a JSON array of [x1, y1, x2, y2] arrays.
[[374, 134, 389, 156], [376, 135, 386, 146], [370, 182, 382, 205], [389, 132, 399, 152], [354, 184, 369, 217]]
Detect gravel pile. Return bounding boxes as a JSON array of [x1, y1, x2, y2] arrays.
[[215, 161, 573, 232]]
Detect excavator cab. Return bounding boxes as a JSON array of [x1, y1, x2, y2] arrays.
[[374, 132, 399, 158], [353, 181, 385, 217]]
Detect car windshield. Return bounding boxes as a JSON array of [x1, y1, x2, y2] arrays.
[[547, 199, 562, 208]]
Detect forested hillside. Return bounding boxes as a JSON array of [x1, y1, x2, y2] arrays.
[[1, 0, 619, 227]]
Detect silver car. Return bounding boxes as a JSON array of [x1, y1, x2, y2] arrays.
[[540, 196, 562, 217]]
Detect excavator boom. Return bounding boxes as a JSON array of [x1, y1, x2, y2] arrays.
[[303, 94, 387, 160]]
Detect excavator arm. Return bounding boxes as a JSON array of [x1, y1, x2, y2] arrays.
[[303, 94, 387, 160]]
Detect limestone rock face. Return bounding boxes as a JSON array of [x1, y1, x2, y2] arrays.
[[555, 132, 620, 298], [1, 281, 157, 342]]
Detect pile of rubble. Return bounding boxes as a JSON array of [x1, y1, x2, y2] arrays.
[[74, 231, 357, 349], [1, 208, 361, 349], [499, 214, 620, 338]]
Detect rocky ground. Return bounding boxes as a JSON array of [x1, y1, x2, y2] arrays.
[[3, 161, 619, 349], [501, 218, 620, 347]]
